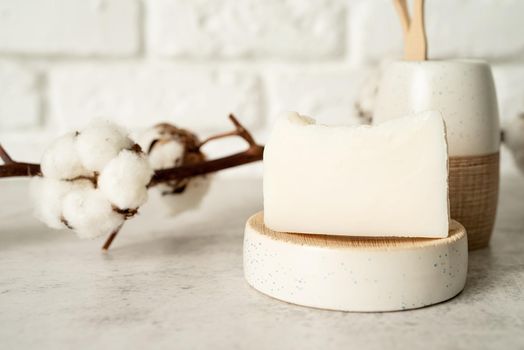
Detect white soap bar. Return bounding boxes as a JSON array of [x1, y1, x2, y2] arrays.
[[263, 111, 449, 238]]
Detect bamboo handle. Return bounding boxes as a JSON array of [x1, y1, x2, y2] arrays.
[[404, 0, 427, 60], [393, 0, 428, 61], [393, 0, 410, 35]]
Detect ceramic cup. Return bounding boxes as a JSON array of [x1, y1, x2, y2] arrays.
[[374, 60, 500, 250]]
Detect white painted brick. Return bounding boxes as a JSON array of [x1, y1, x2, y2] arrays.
[[0, 61, 40, 131], [348, 0, 524, 64], [48, 64, 262, 132], [146, 0, 344, 59], [0, 130, 55, 162], [265, 65, 370, 125], [0, 0, 139, 56], [493, 65, 524, 125]]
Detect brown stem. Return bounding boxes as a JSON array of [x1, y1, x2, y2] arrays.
[[102, 226, 123, 251], [199, 130, 239, 147], [198, 114, 257, 148], [0, 144, 14, 164], [0, 162, 41, 177], [0, 144, 41, 177], [0, 115, 264, 251], [227, 114, 257, 146], [0, 115, 262, 183], [151, 114, 263, 186], [149, 145, 263, 186]]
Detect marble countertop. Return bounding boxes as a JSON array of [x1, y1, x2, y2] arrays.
[[1, 175, 523, 350]]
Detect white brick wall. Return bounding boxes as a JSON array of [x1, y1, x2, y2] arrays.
[[265, 65, 370, 125], [0, 0, 139, 56], [0, 61, 40, 130], [146, 0, 344, 59], [48, 63, 262, 132], [0, 0, 523, 174]]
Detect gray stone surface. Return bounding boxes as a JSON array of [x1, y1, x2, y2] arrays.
[[0, 176, 523, 350]]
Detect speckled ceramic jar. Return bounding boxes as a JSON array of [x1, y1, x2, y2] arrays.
[[244, 212, 468, 312], [374, 60, 500, 250]]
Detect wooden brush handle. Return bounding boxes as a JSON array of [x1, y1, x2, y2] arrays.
[[393, 0, 410, 35], [405, 0, 427, 60], [393, 0, 428, 61]]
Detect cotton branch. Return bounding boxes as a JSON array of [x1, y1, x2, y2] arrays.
[[198, 114, 257, 148], [149, 114, 263, 186], [0, 144, 14, 164], [0, 144, 41, 177], [101, 226, 123, 252], [0, 115, 263, 184], [0, 115, 264, 251]]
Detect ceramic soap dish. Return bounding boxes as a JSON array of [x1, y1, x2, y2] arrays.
[[243, 212, 468, 312]]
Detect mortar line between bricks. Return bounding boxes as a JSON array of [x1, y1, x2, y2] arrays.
[[1, 53, 523, 66], [137, 0, 146, 58], [35, 72, 48, 129], [0, 54, 354, 65], [0, 56, 368, 71]]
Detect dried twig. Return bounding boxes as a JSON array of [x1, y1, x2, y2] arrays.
[[0, 144, 41, 177], [0, 115, 263, 184], [103, 115, 263, 250], [198, 114, 257, 147], [102, 226, 123, 252], [0, 115, 264, 251], [149, 114, 263, 186], [0, 144, 14, 164]]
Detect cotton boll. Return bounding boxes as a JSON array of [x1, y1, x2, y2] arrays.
[[41, 133, 91, 180], [76, 120, 134, 171], [62, 188, 124, 239], [30, 177, 70, 229], [355, 58, 395, 125], [148, 140, 185, 169], [160, 175, 212, 215], [512, 152, 524, 174], [30, 177, 93, 229], [135, 127, 162, 153], [504, 113, 524, 173], [136, 125, 186, 169], [355, 71, 380, 124], [136, 122, 210, 215], [504, 113, 524, 151], [98, 149, 154, 209]]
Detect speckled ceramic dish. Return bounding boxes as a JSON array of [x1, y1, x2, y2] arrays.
[[243, 212, 468, 312]]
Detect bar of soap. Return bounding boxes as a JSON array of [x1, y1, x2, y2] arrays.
[[263, 111, 449, 238]]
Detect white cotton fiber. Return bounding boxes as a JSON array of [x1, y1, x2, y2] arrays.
[[148, 140, 185, 169], [504, 113, 524, 174], [160, 175, 212, 215], [98, 149, 154, 209], [41, 133, 91, 180], [136, 127, 161, 153], [76, 120, 134, 171], [30, 177, 93, 229], [136, 127, 185, 170], [62, 187, 124, 239], [31, 120, 155, 239]]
